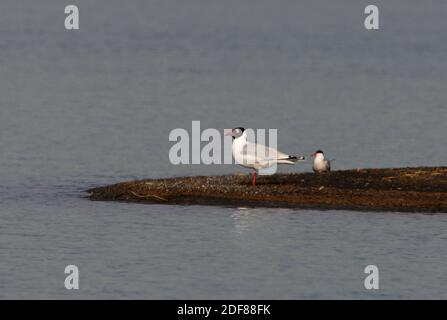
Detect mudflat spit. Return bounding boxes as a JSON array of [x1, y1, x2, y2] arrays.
[[87, 167, 447, 213]]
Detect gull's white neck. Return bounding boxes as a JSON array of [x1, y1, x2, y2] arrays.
[[233, 131, 248, 144]]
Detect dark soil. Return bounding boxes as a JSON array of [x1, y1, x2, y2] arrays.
[[87, 167, 447, 213]]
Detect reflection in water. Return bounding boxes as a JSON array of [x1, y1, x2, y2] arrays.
[[230, 207, 290, 235], [231, 208, 257, 234]]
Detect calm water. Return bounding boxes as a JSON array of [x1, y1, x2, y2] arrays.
[[0, 0, 446, 299]]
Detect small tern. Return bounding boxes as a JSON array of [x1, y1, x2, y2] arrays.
[[311, 150, 331, 173]]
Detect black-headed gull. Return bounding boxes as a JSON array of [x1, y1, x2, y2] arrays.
[[311, 150, 331, 173], [226, 127, 305, 186]]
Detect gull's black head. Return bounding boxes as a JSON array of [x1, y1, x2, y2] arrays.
[[226, 127, 245, 139]]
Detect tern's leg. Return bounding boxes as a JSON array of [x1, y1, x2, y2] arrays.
[[252, 171, 257, 186]]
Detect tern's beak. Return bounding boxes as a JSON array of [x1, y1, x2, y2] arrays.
[[224, 132, 234, 136]]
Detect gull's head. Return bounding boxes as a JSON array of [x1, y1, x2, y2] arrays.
[[312, 150, 324, 158], [225, 127, 245, 140]]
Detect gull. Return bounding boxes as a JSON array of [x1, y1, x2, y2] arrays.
[[225, 127, 305, 186], [311, 150, 331, 173]]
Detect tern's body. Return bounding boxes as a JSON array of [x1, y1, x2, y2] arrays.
[[312, 151, 331, 173], [227, 127, 305, 185]]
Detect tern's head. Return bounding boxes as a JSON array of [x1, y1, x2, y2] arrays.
[[312, 150, 324, 158], [225, 127, 245, 140]]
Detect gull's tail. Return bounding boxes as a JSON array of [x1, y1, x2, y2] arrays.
[[277, 155, 306, 164]]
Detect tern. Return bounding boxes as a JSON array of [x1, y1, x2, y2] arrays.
[[226, 127, 305, 186], [311, 150, 331, 173]]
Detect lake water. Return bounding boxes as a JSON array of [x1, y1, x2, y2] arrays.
[[0, 0, 446, 299]]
